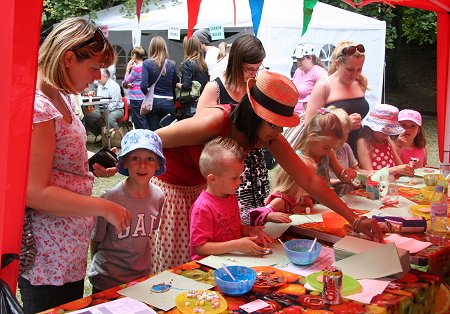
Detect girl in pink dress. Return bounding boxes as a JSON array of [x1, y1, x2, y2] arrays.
[[395, 109, 428, 168], [357, 104, 414, 178]]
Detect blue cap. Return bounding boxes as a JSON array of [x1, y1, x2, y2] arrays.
[[118, 129, 166, 176]]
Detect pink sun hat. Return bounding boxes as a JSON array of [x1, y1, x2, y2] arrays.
[[362, 104, 405, 136], [398, 109, 422, 126]]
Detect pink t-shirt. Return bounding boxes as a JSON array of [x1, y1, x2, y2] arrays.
[[292, 65, 327, 114], [400, 147, 425, 168], [190, 191, 242, 260], [23, 90, 95, 286], [370, 140, 396, 170]]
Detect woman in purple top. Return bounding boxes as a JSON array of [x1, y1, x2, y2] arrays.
[[123, 46, 147, 129]]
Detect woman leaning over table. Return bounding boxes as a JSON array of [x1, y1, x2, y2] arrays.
[[21, 17, 131, 314], [195, 34, 269, 226], [304, 40, 369, 157], [150, 70, 383, 274]]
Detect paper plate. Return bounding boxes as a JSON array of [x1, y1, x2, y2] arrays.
[[252, 266, 286, 288], [414, 167, 440, 177], [175, 290, 227, 314], [306, 272, 362, 296], [410, 205, 431, 220]]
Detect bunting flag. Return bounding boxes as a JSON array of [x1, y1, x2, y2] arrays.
[[302, 0, 318, 36], [136, 0, 143, 22], [187, 0, 203, 38], [248, 0, 264, 36]]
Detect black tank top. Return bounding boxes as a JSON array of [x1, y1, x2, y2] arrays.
[[214, 77, 240, 105]]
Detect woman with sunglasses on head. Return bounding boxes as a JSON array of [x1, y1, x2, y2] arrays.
[[149, 70, 383, 274], [21, 17, 131, 313], [195, 34, 269, 226], [304, 40, 368, 156]]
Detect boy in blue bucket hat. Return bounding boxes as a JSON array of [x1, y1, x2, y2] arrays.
[[88, 129, 166, 292]]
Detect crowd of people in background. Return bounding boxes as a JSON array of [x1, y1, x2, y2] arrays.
[[22, 19, 430, 313]]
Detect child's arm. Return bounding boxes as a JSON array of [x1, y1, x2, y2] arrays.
[[329, 150, 357, 183], [357, 138, 373, 170], [423, 146, 428, 166], [193, 237, 267, 256]]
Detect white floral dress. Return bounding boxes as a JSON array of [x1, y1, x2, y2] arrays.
[[21, 90, 95, 285]]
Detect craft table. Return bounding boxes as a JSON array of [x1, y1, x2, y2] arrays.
[[42, 260, 444, 314], [287, 186, 450, 278]]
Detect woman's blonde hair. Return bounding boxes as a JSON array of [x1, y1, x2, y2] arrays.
[[296, 109, 344, 154], [38, 17, 116, 94], [199, 136, 245, 177], [183, 36, 208, 73], [148, 36, 169, 70], [328, 40, 368, 91]]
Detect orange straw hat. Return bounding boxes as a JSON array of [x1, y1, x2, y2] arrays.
[[247, 70, 300, 127]]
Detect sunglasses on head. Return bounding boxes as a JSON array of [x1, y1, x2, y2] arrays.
[[72, 28, 106, 51], [337, 44, 365, 58]]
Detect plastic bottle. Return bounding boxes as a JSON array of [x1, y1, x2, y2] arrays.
[[429, 185, 448, 245]]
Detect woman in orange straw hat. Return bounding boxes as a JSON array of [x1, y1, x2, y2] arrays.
[[150, 70, 383, 274]]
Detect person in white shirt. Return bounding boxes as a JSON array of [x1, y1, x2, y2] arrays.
[[193, 28, 219, 79], [84, 68, 124, 137]]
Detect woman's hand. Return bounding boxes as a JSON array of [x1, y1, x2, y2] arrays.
[[354, 217, 384, 243], [349, 113, 362, 130], [104, 203, 132, 234], [340, 168, 357, 182], [92, 163, 118, 178]]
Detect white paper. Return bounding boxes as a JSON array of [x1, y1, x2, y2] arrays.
[[345, 279, 392, 304], [239, 299, 270, 313], [276, 246, 335, 276], [198, 243, 291, 269], [70, 297, 157, 314], [384, 233, 433, 254], [333, 243, 403, 279], [414, 167, 440, 177], [396, 176, 426, 188], [263, 215, 314, 239], [118, 271, 213, 311]]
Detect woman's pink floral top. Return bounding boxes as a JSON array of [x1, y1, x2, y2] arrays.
[[22, 90, 95, 285]]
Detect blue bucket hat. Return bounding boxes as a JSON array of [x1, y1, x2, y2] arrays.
[[118, 129, 166, 176]]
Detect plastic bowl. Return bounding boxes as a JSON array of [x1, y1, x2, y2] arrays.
[[213, 266, 256, 296], [421, 186, 436, 200], [283, 239, 322, 266], [423, 174, 443, 186]]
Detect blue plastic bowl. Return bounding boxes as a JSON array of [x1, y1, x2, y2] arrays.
[[284, 239, 322, 266], [213, 266, 256, 296]]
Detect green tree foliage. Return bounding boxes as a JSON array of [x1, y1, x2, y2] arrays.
[[320, 0, 436, 48]]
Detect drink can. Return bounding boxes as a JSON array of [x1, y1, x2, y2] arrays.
[[322, 266, 343, 305]]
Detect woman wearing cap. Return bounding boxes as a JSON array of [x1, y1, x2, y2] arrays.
[[291, 43, 327, 115], [357, 104, 414, 177], [196, 34, 269, 226], [304, 40, 369, 157], [22, 17, 131, 312], [151, 70, 384, 274]]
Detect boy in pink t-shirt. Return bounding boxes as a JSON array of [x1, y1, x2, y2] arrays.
[[189, 137, 273, 260]]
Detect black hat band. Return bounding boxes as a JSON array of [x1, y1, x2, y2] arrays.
[[250, 85, 294, 117]]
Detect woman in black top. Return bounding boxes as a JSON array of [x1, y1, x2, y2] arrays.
[[176, 36, 209, 119]]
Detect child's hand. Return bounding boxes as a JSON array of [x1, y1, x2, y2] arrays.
[[392, 164, 414, 178], [341, 168, 357, 182], [237, 237, 268, 255], [349, 113, 362, 130], [243, 226, 274, 248], [267, 212, 292, 223], [397, 133, 408, 146]]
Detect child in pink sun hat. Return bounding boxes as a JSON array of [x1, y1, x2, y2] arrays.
[[394, 109, 427, 168], [357, 104, 414, 178]]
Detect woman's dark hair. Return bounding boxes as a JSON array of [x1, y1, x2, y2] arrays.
[[230, 95, 263, 145]]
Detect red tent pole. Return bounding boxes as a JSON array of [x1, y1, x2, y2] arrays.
[[436, 11, 449, 163], [0, 0, 42, 290]]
